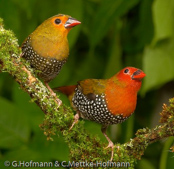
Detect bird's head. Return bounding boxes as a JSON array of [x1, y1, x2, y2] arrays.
[[28, 14, 81, 58], [50, 14, 81, 32], [116, 67, 146, 90], [32, 14, 81, 39]]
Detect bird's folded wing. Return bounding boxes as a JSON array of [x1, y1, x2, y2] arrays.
[[78, 79, 107, 100]]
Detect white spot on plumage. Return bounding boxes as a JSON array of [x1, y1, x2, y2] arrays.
[[72, 88, 128, 125]]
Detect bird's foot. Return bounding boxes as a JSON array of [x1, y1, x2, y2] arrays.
[[54, 97, 62, 107], [45, 82, 62, 106], [104, 141, 114, 161], [104, 141, 114, 149], [69, 113, 79, 130], [50, 91, 62, 107]]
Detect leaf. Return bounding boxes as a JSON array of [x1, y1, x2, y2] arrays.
[[119, 0, 153, 54], [0, 0, 20, 34], [0, 97, 30, 148], [12, 0, 36, 18], [103, 22, 122, 78], [3, 133, 69, 162], [12, 82, 44, 134], [152, 0, 174, 44], [137, 0, 154, 46], [160, 137, 174, 169], [142, 39, 174, 93], [141, 0, 174, 93], [137, 158, 156, 169], [89, 0, 140, 48]]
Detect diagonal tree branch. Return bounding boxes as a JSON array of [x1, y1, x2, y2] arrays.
[[0, 18, 174, 169]]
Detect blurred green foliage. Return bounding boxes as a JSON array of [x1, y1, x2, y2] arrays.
[[0, 0, 174, 168]]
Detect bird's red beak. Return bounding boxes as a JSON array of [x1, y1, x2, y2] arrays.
[[132, 70, 146, 80], [64, 17, 81, 28]]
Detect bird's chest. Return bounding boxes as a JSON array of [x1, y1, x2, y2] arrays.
[[105, 86, 137, 117], [72, 88, 128, 125], [21, 37, 67, 82]]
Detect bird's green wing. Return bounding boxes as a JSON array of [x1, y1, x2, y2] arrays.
[[78, 79, 107, 100]]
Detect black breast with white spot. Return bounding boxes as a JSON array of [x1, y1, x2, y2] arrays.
[[72, 87, 129, 125], [21, 37, 67, 82]]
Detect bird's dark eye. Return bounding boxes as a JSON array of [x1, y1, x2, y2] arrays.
[[54, 18, 61, 25], [124, 68, 129, 74]]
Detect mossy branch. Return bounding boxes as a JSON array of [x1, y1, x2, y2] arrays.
[[0, 18, 174, 169]]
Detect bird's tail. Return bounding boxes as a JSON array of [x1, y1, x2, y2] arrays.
[[53, 85, 77, 97]]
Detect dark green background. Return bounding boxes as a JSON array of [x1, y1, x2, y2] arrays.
[[0, 0, 174, 168]]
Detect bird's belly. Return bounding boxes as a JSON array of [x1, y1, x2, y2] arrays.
[[72, 88, 130, 125], [22, 46, 67, 82], [37, 57, 67, 82]]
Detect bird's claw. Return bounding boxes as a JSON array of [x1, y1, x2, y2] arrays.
[[104, 141, 114, 150], [44, 82, 62, 107], [51, 92, 56, 97], [55, 98, 62, 107], [104, 142, 114, 162], [69, 113, 79, 130], [69, 121, 77, 130], [51, 93, 62, 107]]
